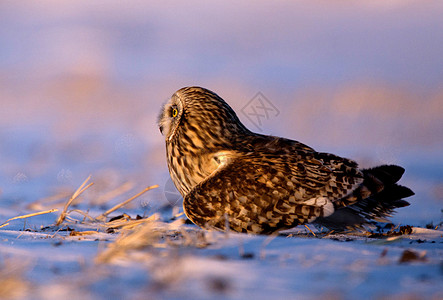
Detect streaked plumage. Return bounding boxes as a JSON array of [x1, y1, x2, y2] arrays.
[[158, 87, 414, 234]]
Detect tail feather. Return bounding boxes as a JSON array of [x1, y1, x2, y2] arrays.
[[366, 165, 405, 185], [348, 184, 413, 221], [314, 164, 414, 231]]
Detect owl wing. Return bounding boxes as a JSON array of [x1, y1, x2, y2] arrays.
[[183, 148, 364, 234]]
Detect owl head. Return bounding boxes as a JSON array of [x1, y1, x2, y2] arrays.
[[157, 87, 250, 147]]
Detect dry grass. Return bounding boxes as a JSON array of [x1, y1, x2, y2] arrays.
[[95, 184, 158, 222], [0, 209, 59, 229], [9, 174, 211, 270], [10, 175, 163, 241], [1, 174, 170, 245], [0, 174, 186, 297], [95, 221, 162, 264], [55, 175, 94, 226]]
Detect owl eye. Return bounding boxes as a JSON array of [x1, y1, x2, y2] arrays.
[[171, 107, 178, 118]]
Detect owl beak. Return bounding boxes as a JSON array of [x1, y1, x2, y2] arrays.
[[159, 125, 164, 135]]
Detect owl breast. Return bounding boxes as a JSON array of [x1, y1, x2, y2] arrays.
[[167, 142, 223, 196]]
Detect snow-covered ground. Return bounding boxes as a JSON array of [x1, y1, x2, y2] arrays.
[[1, 1, 442, 299]]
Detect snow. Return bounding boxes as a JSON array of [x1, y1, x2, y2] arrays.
[[1, 1, 443, 299], [1, 222, 442, 299]]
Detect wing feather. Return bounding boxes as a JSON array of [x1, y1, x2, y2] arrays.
[[183, 148, 364, 234]]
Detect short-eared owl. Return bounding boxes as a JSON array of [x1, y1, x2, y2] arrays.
[[158, 87, 414, 234]]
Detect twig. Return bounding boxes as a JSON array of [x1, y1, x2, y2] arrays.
[[104, 214, 159, 230], [56, 175, 94, 226], [323, 230, 335, 238], [95, 185, 159, 221], [68, 209, 95, 222], [95, 220, 160, 264], [69, 230, 100, 237], [304, 224, 317, 237], [0, 209, 59, 228]]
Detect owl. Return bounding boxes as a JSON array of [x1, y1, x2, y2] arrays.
[[158, 87, 414, 234]]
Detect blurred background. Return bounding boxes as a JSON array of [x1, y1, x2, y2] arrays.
[[1, 1, 442, 225]]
